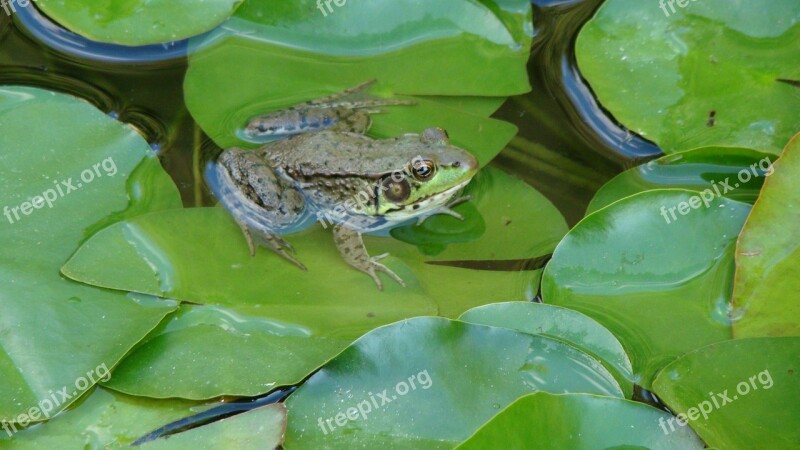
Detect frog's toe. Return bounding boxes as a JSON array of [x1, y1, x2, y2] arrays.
[[369, 256, 406, 290]]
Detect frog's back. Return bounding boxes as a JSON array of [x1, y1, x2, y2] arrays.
[[262, 131, 423, 178]]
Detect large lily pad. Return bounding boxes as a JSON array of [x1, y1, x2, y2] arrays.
[[0, 86, 180, 421], [0, 388, 200, 448], [587, 147, 776, 214], [455, 393, 704, 449], [542, 190, 752, 387], [459, 302, 634, 397], [653, 337, 800, 449], [732, 133, 800, 337], [576, 0, 800, 154], [458, 302, 633, 398], [62, 167, 567, 398], [184, 0, 532, 163], [284, 317, 623, 449], [36, 0, 242, 46], [104, 303, 355, 399]]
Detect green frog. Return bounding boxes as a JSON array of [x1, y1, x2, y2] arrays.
[[208, 81, 479, 289]]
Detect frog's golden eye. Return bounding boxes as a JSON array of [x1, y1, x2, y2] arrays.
[[411, 158, 437, 181], [381, 177, 411, 203]]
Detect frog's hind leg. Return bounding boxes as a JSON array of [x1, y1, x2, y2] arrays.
[[216, 149, 307, 271], [333, 224, 405, 290], [244, 81, 414, 138], [304, 79, 378, 105]]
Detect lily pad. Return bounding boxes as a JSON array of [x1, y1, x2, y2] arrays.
[[455, 393, 704, 450], [61, 167, 567, 398], [459, 302, 634, 397], [0, 86, 180, 421], [587, 147, 776, 214], [542, 190, 752, 388], [732, 133, 800, 337], [1, 388, 200, 448], [653, 337, 800, 449], [36, 0, 243, 46], [140, 404, 286, 450], [104, 304, 355, 399], [576, 0, 800, 154], [184, 0, 532, 163], [284, 317, 623, 449]]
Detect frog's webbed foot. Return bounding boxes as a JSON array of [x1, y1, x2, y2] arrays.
[[236, 217, 306, 271], [265, 233, 306, 271], [333, 224, 405, 291], [416, 195, 473, 225]]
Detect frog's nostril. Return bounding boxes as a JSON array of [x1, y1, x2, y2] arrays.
[[453, 161, 461, 168]]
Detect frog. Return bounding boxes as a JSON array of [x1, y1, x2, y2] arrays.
[[208, 80, 479, 290]]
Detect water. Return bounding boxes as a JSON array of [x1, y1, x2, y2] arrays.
[[0, 0, 662, 226]]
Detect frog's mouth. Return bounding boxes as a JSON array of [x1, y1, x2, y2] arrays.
[[384, 179, 471, 221]]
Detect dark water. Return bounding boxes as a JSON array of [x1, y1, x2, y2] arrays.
[[0, 0, 661, 226]]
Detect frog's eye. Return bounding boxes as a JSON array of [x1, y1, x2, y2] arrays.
[[381, 177, 411, 203], [411, 158, 437, 181]]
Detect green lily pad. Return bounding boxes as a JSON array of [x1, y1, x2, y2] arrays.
[[653, 337, 800, 449], [587, 147, 776, 214], [284, 317, 623, 449], [542, 190, 752, 388], [455, 392, 704, 450], [1, 388, 201, 448], [576, 0, 800, 154], [104, 304, 355, 400], [459, 302, 634, 397], [61, 167, 566, 399], [184, 0, 532, 164], [140, 404, 286, 450], [36, 0, 243, 46], [0, 86, 180, 421], [733, 133, 800, 337]]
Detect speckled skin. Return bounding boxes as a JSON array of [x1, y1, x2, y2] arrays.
[[212, 81, 479, 289]]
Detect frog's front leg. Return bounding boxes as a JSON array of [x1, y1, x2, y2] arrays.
[[216, 149, 307, 270], [416, 195, 473, 225], [332, 224, 405, 290]]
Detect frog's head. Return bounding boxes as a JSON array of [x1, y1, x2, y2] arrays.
[[375, 128, 479, 220]]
